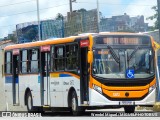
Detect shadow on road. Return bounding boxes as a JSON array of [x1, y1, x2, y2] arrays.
[[41, 110, 156, 117], [41, 111, 125, 117]]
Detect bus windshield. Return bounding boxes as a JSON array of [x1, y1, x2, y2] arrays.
[[92, 35, 154, 79]]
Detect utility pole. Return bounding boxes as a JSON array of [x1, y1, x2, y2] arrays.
[[97, 0, 100, 32], [37, 0, 41, 41], [69, 0, 76, 13], [158, 0, 160, 42], [156, 0, 160, 103], [69, 0, 72, 13]]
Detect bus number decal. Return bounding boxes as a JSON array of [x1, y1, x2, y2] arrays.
[[113, 92, 120, 97], [70, 80, 74, 85]]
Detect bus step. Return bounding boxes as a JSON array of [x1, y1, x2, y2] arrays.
[[81, 104, 89, 106], [43, 105, 50, 108], [83, 101, 89, 104], [81, 101, 89, 106], [13, 103, 19, 106], [43, 105, 51, 111]]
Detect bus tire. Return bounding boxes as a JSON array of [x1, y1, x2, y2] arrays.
[[124, 106, 135, 113], [70, 91, 82, 116], [26, 91, 36, 112]]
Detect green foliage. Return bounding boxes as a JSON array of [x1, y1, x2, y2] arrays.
[[6, 34, 17, 43], [77, 8, 87, 12], [146, 5, 158, 29], [72, 8, 87, 13], [56, 13, 64, 20], [8, 35, 17, 42]]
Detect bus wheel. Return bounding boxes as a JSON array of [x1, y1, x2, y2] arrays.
[[71, 91, 82, 116], [124, 106, 135, 113], [26, 91, 34, 112]]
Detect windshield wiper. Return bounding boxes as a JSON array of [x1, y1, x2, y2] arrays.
[[107, 45, 120, 63], [128, 46, 140, 61]]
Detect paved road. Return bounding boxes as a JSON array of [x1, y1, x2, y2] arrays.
[[41, 107, 154, 116], [0, 108, 159, 120]]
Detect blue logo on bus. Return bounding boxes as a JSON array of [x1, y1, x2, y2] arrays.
[[126, 69, 134, 78]]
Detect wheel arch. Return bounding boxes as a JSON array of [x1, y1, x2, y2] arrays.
[[24, 87, 31, 105], [68, 87, 76, 107]]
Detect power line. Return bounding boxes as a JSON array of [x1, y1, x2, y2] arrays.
[[0, 3, 68, 18], [75, 2, 155, 7], [0, 1, 155, 18], [0, 1, 155, 28], [0, 0, 66, 8], [0, 13, 69, 28], [0, 0, 36, 8]]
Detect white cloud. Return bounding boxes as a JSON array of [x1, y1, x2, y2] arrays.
[[124, 0, 156, 26], [0, 0, 157, 38]]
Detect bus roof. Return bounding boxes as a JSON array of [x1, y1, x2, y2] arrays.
[[4, 36, 86, 50], [4, 32, 152, 51], [99, 32, 151, 37]]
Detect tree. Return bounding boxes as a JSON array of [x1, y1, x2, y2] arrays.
[[77, 8, 87, 13], [56, 13, 64, 20], [8, 34, 17, 43], [147, 6, 158, 29]]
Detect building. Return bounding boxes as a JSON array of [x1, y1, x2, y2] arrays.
[[16, 9, 98, 43], [130, 16, 148, 32], [16, 11, 149, 43], [0, 40, 15, 49], [16, 22, 38, 43], [64, 9, 98, 37], [100, 13, 149, 32], [41, 19, 64, 40]]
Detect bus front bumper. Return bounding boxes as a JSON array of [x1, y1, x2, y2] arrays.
[[89, 88, 156, 106]]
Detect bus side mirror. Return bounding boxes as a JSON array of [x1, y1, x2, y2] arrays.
[[88, 51, 93, 63]]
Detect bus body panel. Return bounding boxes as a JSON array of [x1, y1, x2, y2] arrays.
[[50, 76, 64, 107], [62, 76, 80, 107], [19, 75, 41, 106], [50, 73, 80, 107], [43, 76, 51, 105], [89, 88, 119, 106], [89, 88, 156, 106], [135, 89, 156, 105]]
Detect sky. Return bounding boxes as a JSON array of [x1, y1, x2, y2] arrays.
[[0, 0, 157, 38]]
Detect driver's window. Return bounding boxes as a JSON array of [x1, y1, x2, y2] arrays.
[[157, 49, 160, 75]]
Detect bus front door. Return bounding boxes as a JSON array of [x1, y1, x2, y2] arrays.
[[12, 54, 19, 105], [40, 51, 50, 106], [156, 49, 160, 102], [80, 46, 89, 104]]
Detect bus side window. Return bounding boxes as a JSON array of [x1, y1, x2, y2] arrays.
[[66, 43, 78, 71], [21, 50, 28, 73], [54, 45, 65, 71], [51, 46, 55, 71], [5, 52, 12, 74], [30, 49, 39, 73]]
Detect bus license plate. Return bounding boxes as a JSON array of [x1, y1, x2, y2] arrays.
[[120, 101, 133, 105]]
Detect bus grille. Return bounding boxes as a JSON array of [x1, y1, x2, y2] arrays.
[[104, 82, 148, 87]]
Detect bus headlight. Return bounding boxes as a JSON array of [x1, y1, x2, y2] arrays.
[[149, 84, 156, 94], [93, 84, 102, 94]]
